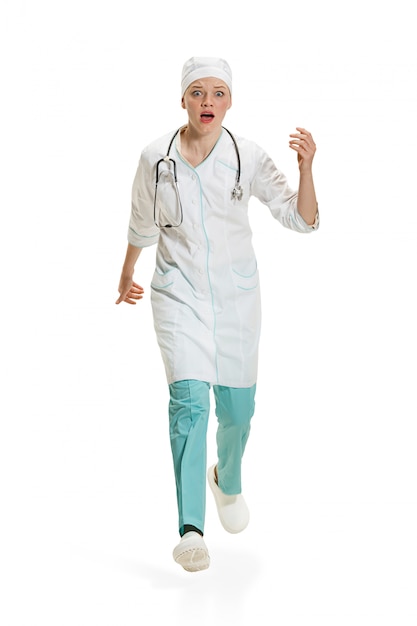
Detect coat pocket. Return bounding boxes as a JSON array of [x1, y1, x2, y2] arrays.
[[231, 260, 259, 291], [151, 266, 177, 290]]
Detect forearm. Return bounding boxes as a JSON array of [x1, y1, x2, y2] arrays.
[[115, 244, 144, 305], [121, 243, 142, 276], [297, 169, 318, 226]]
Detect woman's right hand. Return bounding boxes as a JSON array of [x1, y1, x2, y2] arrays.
[[115, 278, 144, 305]]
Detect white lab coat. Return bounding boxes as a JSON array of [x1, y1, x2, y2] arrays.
[[128, 128, 318, 387]]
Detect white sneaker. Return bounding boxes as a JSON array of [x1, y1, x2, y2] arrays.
[[172, 531, 210, 572], [207, 465, 250, 534]]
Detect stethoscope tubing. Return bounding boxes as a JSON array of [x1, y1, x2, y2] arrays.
[[154, 126, 242, 228]]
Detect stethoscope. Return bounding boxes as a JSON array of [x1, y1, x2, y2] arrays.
[[153, 126, 243, 228]]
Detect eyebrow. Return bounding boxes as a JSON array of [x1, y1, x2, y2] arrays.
[[190, 83, 227, 90]]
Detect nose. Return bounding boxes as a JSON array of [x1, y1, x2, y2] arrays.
[[202, 94, 213, 107]]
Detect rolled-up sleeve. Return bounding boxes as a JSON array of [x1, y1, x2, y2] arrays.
[[251, 148, 319, 234], [128, 151, 160, 248]]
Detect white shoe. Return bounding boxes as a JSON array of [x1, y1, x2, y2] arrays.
[[173, 531, 210, 572], [207, 465, 250, 534]]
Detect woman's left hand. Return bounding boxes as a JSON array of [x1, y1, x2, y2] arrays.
[[289, 128, 316, 171]]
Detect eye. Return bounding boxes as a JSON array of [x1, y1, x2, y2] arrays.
[[191, 90, 202, 96], [215, 91, 224, 97]]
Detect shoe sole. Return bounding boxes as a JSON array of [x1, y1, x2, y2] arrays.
[[174, 547, 210, 572]]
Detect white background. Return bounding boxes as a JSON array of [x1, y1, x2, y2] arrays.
[[1, 1, 416, 624]]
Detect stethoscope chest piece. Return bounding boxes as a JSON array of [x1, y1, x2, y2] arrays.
[[231, 184, 243, 201]]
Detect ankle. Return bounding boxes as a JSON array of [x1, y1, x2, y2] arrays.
[[181, 524, 203, 537]]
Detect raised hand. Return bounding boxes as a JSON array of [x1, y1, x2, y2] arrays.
[[289, 127, 316, 171]]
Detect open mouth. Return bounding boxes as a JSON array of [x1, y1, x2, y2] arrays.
[[200, 113, 214, 123]]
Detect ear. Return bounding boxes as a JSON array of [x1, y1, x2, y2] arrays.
[[181, 96, 186, 109]]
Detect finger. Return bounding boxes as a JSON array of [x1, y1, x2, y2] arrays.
[[289, 137, 308, 149], [289, 133, 313, 144], [115, 293, 130, 304], [290, 129, 314, 145], [115, 288, 143, 304], [295, 127, 312, 136], [115, 294, 139, 305], [289, 137, 315, 151], [289, 140, 307, 151]]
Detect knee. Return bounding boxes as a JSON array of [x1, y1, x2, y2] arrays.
[[169, 380, 210, 435], [214, 385, 256, 429], [216, 407, 253, 429]]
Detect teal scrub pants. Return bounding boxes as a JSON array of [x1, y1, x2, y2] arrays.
[[168, 379, 256, 536]]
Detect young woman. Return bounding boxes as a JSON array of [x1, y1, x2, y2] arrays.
[[116, 57, 319, 572]]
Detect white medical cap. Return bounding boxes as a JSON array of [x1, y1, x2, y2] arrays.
[[181, 57, 232, 96]]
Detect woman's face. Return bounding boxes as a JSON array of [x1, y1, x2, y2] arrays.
[[181, 76, 232, 135]]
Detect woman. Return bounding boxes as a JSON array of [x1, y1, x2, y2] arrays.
[[116, 57, 319, 572]]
